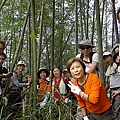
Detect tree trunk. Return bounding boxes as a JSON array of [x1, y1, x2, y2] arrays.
[[30, 0, 37, 109], [95, 0, 104, 84], [111, 0, 119, 43]]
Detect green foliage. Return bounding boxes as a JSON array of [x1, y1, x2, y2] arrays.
[[33, 95, 76, 120], [29, 34, 37, 40]]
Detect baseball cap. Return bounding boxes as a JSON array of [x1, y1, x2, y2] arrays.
[[103, 52, 112, 56], [103, 52, 112, 60], [17, 61, 25, 66]]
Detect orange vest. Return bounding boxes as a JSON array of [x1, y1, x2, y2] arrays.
[[38, 79, 51, 101]]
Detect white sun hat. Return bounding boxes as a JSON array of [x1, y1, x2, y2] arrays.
[[17, 61, 25, 66]]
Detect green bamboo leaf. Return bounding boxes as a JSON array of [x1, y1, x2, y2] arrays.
[[29, 34, 36, 39]]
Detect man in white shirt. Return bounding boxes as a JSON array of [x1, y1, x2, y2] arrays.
[[103, 51, 120, 120], [76, 39, 99, 75]]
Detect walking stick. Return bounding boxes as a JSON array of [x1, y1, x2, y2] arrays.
[[118, 44, 120, 72]]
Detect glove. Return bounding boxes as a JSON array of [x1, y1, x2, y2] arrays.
[[64, 98, 71, 104], [40, 102, 46, 109], [42, 92, 50, 102], [68, 81, 81, 95], [83, 116, 89, 120]]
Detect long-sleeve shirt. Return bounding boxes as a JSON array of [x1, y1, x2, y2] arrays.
[[73, 73, 111, 114], [9, 71, 27, 90], [38, 79, 51, 101]]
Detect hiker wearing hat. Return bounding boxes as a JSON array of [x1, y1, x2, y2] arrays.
[[0, 53, 12, 94], [103, 52, 115, 91], [37, 68, 51, 108], [103, 52, 120, 120], [62, 69, 71, 79], [8, 61, 32, 119], [0, 53, 13, 109], [76, 39, 99, 76], [103, 52, 117, 76], [111, 44, 119, 55], [0, 41, 12, 79]]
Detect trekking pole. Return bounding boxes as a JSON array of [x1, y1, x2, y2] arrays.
[[22, 87, 26, 120], [118, 44, 120, 72]]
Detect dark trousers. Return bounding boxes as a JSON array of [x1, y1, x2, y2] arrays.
[[87, 107, 113, 120], [112, 94, 120, 120], [8, 89, 22, 119]]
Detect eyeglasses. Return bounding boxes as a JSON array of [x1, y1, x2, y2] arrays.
[[80, 46, 91, 50]]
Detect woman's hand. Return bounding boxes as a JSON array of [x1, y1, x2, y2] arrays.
[[68, 81, 81, 95], [83, 116, 89, 120]]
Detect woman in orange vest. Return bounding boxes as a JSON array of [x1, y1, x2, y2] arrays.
[[37, 68, 51, 107]]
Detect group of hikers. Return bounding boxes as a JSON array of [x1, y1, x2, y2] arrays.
[[0, 41, 32, 119], [37, 39, 120, 120], [0, 38, 120, 120]]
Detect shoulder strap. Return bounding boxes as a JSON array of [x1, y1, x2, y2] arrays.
[[80, 53, 84, 60], [13, 71, 23, 82], [89, 52, 95, 63], [80, 52, 95, 63], [80, 52, 99, 72]]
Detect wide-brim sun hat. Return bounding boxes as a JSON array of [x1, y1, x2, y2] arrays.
[[111, 44, 119, 54], [37, 68, 50, 79], [77, 39, 95, 48], [113, 52, 119, 62], [17, 61, 25, 66]]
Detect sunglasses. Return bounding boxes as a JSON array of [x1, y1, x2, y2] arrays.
[[80, 46, 91, 50]]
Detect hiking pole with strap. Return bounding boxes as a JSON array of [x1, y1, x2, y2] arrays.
[[118, 44, 120, 72]]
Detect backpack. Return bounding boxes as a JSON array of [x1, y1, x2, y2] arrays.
[[80, 52, 99, 73]]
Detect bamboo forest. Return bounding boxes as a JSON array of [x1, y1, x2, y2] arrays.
[[0, 0, 120, 120]]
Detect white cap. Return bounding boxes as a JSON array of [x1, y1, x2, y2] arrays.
[[17, 61, 25, 66], [103, 52, 111, 56]]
